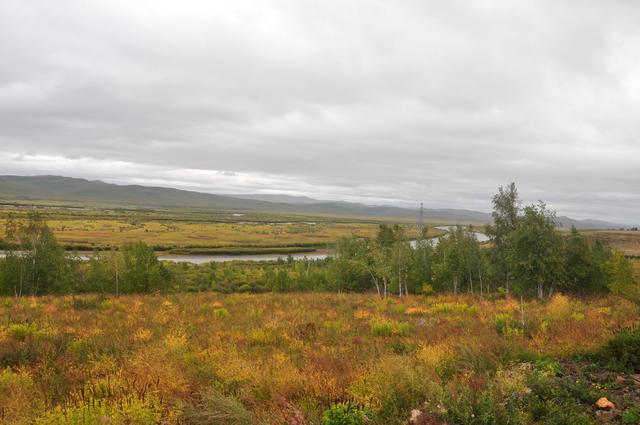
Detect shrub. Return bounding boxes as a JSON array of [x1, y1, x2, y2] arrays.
[[8, 323, 38, 341], [213, 308, 229, 318], [370, 320, 409, 337], [437, 385, 511, 425], [595, 326, 640, 371], [431, 302, 476, 315], [622, 407, 640, 424], [417, 342, 454, 378], [494, 313, 523, 337], [100, 299, 113, 309], [321, 402, 372, 425], [67, 338, 93, 362], [421, 284, 435, 296], [370, 321, 393, 337], [348, 356, 428, 422], [522, 367, 597, 425], [534, 358, 561, 376]]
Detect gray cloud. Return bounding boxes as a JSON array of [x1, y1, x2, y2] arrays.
[[1, 0, 639, 223]]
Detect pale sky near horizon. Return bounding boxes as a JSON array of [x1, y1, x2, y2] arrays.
[[1, 0, 639, 223]]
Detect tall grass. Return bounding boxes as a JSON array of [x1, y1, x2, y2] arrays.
[[0, 292, 637, 423]]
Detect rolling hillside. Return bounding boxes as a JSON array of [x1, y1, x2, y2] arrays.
[[0, 175, 627, 228]]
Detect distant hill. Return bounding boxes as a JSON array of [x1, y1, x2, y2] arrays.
[[0, 175, 627, 229], [231, 194, 325, 205], [0, 175, 277, 210], [556, 216, 625, 230]]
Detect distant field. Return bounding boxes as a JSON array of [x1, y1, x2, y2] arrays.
[[585, 229, 640, 257], [0, 203, 443, 253]]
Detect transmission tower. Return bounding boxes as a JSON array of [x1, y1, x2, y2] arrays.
[[418, 202, 424, 239]]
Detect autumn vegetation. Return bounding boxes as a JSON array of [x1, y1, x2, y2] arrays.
[[0, 183, 639, 424]]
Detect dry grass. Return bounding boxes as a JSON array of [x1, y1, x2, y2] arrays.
[[0, 218, 381, 250], [586, 230, 640, 256], [0, 292, 637, 423]]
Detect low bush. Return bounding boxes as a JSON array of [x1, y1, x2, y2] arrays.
[[213, 308, 229, 318], [622, 407, 640, 424], [8, 323, 38, 341], [370, 320, 409, 337], [494, 313, 524, 337], [595, 326, 640, 371], [321, 402, 373, 425]]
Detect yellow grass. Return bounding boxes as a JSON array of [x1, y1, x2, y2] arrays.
[[0, 218, 381, 249], [586, 230, 640, 256], [0, 292, 637, 423]]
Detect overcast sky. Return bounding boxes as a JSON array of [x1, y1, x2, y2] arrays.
[[1, 0, 639, 223]]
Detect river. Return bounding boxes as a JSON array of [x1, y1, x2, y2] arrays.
[[0, 226, 488, 264]]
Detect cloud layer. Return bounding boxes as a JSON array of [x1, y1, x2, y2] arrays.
[[1, 0, 639, 222]]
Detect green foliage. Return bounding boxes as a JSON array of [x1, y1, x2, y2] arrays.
[[432, 225, 486, 295], [607, 251, 639, 304], [321, 402, 372, 425], [522, 370, 596, 425], [563, 226, 594, 293], [421, 283, 434, 295], [484, 182, 520, 293], [622, 407, 640, 424], [67, 338, 93, 362], [507, 202, 564, 299], [595, 326, 640, 371], [213, 307, 229, 318], [431, 302, 476, 315], [0, 211, 66, 296], [534, 358, 562, 376], [437, 386, 513, 425], [494, 313, 523, 337], [8, 323, 39, 341], [370, 320, 409, 337], [121, 242, 171, 293]]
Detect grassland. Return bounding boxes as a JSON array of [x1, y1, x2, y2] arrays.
[[586, 230, 640, 257], [0, 203, 446, 255], [1, 292, 638, 424]]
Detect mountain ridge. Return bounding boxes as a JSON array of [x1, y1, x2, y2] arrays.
[[0, 175, 628, 229]]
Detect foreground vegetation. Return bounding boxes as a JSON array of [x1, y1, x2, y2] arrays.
[[1, 292, 639, 424]]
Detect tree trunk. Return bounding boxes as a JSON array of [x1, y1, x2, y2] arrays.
[[520, 295, 525, 328], [537, 279, 543, 300], [383, 277, 387, 298]]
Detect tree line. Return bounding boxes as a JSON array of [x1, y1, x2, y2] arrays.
[[0, 212, 171, 296], [331, 183, 637, 300], [0, 183, 637, 300]]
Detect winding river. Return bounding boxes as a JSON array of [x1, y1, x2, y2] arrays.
[[0, 226, 488, 264]]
